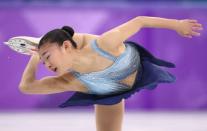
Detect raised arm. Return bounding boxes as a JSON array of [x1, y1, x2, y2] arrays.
[[18, 53, 78, 94], [139, 16, 203, 38], [96, 16, 203, 53]]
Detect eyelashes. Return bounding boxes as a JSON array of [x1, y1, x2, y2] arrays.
[[42, 55, 50, 65]]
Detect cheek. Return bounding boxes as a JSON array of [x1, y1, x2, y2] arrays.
[[51, 55, 63, 66], [51, 58, 59, 65]]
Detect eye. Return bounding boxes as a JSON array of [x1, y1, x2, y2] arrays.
[[46, 55, 50, 60]]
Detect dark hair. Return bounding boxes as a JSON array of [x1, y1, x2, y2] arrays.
[[38, 26, 77, 49]]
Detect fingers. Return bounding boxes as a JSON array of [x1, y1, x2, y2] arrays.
[[190, 21, 203, 37], [191, 31, 201, 36], [188, 19, 197, 23], [180, 19, 203, 38], [183, 31, 200, 38], [31, 46, 39, 51], [31, 48, 38, 51], [188, 19, 201, 26], [28, 50, 36, 55], [28, 49, 39, 56], [183, 34, 192, 38], [194, 23, 203, 28], [188, 19, 203, 29], [29, 48, 39, 55], [192, 26, 203, 31]]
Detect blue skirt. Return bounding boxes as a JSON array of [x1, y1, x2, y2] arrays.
[[59, 41, 176, 107]]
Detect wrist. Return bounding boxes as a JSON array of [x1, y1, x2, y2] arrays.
[[30, 55, 40, 65], [173, 19, 181, 31]]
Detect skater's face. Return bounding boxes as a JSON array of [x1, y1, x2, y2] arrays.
[[38, 40, 74, 75]]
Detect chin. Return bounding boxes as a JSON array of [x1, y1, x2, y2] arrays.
[[55, 71, 62, 76], [56, 69, 67, 76]]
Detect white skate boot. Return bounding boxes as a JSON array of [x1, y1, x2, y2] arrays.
[[4, 36, 42, 55]]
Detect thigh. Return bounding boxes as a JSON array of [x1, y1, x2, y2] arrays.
[[94, 99, 125, 131]]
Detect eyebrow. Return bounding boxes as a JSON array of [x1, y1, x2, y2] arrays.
[[40, 51, 48, 60]]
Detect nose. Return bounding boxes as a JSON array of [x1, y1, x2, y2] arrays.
[[48, 65, 52, 70], [44, 62, 53, 70]]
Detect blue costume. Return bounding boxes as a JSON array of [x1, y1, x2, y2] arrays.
[[59, 40, 176, 107]]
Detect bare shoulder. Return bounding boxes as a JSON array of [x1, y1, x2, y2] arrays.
[[83, 33, 100, 43], [82, 33, 125, 57]]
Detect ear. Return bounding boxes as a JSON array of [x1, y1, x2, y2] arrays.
[[62, 40, 72, 51]]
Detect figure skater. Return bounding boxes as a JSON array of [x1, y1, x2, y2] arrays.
[[17, 16, 203, 131]]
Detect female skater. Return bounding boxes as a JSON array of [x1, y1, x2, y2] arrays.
[[19, 16, 203, 131]]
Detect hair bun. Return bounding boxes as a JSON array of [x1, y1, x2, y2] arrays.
[[61, 26, 74, 37]]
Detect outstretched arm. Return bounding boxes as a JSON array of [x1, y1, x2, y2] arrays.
[[139, 16, 203, 38], [97, 16, 203, 52]]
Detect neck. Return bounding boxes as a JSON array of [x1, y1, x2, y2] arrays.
[[68, 51, 89, 74], [72, 33, 85, 49], [65, 34, 88, 73]]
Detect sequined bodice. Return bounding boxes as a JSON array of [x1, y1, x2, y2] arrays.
[[69, 39, 140, 95]]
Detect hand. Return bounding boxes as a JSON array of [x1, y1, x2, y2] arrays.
[[175, 19, 203, 38], [28, 48, 40, 64]]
